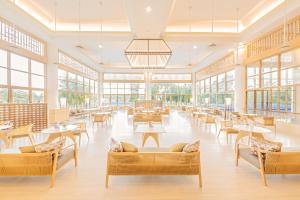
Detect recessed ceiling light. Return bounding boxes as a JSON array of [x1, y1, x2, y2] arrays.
[[98, 44, 103, 49], [145, 6, 152, 13], [193, 45, 198, 49]]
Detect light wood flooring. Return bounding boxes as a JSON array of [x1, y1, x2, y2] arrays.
[[1, 110, 300, 200]]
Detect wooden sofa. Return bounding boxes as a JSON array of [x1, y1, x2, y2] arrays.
[[0, 131, 78, 187], [106, 151, 202, 188], [235, 132, 300, 186]]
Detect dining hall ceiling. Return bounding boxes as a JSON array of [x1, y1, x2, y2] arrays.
[[7, 0, 300, 70]]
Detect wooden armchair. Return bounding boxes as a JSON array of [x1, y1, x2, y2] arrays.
[[127, 107, 134, 116], [235, 132, 300, 186], [254, 116, 276, 134], [161, 107, 170, 115], [149, 113, 163, 123], [133, 113, 148, 126], [217, 120, 239, 143], [7, 124, 35, 147], [73, 122, 89, 146], [93, 114, 107, 126], [230, 112, 241, 123], [203, 115, 217, 130]]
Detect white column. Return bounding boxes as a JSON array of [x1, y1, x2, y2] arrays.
[[192, 72, 196, 106], [98, 71, 103, 106], [145, 72, 151, 100], [234, 64, 246, 112], [46, 43, 59, 109]]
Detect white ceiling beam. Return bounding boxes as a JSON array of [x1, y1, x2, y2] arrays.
[[124, 0, 176, 38]]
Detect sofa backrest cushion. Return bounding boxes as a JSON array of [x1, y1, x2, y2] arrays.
[[183, 140, 200, 153], [109, 138, 123, 152], [121, 142, 138, 152], [169, 143, 188, 152]]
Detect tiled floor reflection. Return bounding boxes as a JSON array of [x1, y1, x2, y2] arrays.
[[1, 110, 300, 200]]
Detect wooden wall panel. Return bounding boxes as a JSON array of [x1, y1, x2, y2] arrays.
[[244, 15, 300, 64], [0, 103, 48, 132]]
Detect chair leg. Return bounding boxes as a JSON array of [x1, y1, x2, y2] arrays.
[[105, 174, 109, 188], [260, 170, 267, 186], [85, 132, 90, 142], [50, 173, 56, 188], [50, 153, 58, 188], [79, 135, 81, 147], [198, 172, 202, 188], [217, 130, 221, 137], [226, 134, 228, 144], [28, 134, 35, 146], [74, 150, 78, 167], [235, 150, 239, 166]]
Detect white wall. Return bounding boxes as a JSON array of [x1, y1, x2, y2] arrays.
[[296, 86, 300, 113], [46, 43, 59, 109], [234, 64, 246, 112]]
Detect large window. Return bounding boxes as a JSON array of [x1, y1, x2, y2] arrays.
[[151, 74, 192, 106], [103, 82, 145, 106], [247, 62, 260, 89], [57, 52, 99, 109], [0, 49, 46, 104], [262, 56, 278, 88], [196, 70, 235, 109], [246, 50, 299, 113], [151, 83, 192, 106], [58, 52, 98, 80], [103, 73, 145, 106], [0, 17, 45, 57], [58, 69, 98, 109]]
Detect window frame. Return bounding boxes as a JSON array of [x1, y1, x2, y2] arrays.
[[0, 48, 46, 104]]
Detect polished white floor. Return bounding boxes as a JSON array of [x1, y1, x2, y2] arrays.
[[1, 110, 300, 200]]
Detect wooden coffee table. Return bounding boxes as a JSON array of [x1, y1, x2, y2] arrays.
[[135, 123, 166, 147]]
